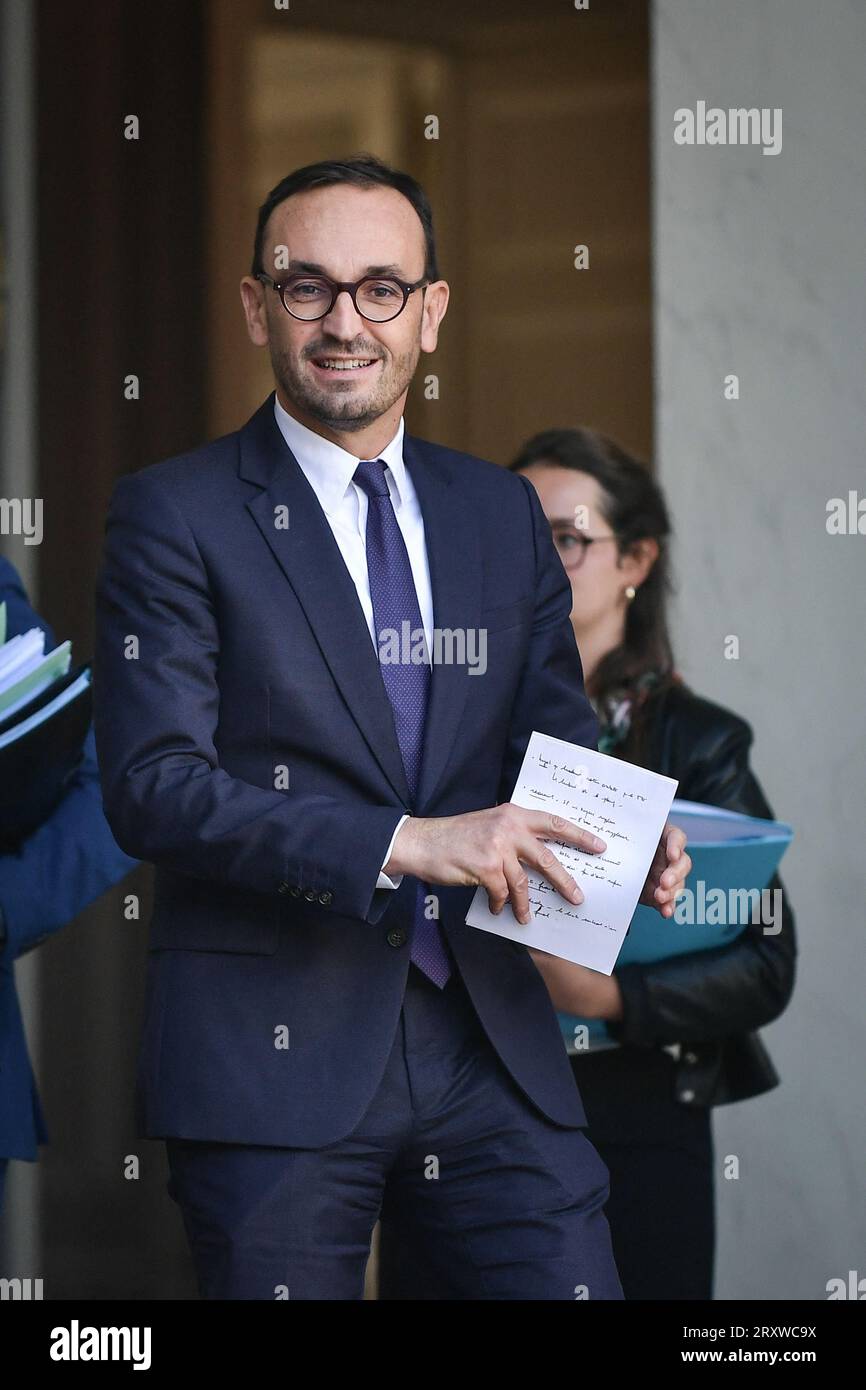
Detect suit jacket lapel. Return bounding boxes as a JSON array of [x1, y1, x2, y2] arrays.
[[240, 397, 410, 807], [402, 433, 482, 811]]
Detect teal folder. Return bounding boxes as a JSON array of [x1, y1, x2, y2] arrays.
[[558, 799, 794, 1050]]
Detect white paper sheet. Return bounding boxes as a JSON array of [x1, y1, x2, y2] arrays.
[[465, 731, 678, 973]]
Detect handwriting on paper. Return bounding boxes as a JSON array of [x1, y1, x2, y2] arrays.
[[465, 731, 678, 973]]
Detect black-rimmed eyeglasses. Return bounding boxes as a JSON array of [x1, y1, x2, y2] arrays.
[[255, 271, 428, 323], [553, 527, 620, 571]]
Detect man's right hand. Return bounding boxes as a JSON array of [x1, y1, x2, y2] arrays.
[[382, 805, 607, 925]]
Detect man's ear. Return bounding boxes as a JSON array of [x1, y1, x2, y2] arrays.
[[240, 276, 270, 347], [420, 280, 450, 353]]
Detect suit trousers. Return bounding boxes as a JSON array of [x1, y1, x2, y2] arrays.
[[165, 963, 623, 1300]]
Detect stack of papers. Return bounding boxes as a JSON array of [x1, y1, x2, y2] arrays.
[[0, 600, 92, 847]]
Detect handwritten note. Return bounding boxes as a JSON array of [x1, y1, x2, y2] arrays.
[[465, 731, 678, 974]]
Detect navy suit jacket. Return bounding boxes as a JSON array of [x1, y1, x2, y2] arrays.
[[0, 557, 138, 1161], [93, 394, 600, 1148]]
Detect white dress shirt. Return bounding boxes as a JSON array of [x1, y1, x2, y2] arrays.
[[273, 395, 435, 890]]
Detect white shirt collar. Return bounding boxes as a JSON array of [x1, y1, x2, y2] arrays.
[[273, 394, 407, 515]]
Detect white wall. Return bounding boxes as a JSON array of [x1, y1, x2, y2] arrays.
[[652, 0, 866, 1300]]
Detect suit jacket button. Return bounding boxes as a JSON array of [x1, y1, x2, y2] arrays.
[[386, 927, 407, 948], [318, 890, 332, 905], [303, 888, 317, 902], [684, 1050, 698, 1065], [289, 885, 301, 898], [680, 1088, 696, 1103], [277, 881, 290, 894]]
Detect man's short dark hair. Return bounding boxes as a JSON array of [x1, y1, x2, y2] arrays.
[[250, 153, 439, 282]]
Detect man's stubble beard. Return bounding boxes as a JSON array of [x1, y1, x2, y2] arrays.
[[271, 340, 420, 434]]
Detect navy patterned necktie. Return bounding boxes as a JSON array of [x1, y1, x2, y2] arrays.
[[353, 458, 452, 988]]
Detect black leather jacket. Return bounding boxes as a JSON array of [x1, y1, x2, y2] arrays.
[[602, 682, 796, 1107]]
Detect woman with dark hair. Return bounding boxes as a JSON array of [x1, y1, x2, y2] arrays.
[[508, 427, 796, 1300], [378, 427, 795, 1302]]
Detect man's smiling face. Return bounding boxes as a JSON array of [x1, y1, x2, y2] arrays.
[[240, 183, 449, 442]]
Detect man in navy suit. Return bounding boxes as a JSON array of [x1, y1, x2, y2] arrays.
[[0, 556, 138, 1211], [94, 155, 690, 1300]]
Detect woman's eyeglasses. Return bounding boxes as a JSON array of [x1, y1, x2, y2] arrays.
[[553, 526, 619, 571]]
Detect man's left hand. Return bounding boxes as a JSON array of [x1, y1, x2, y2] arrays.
[[639, 820, 691, 917]]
